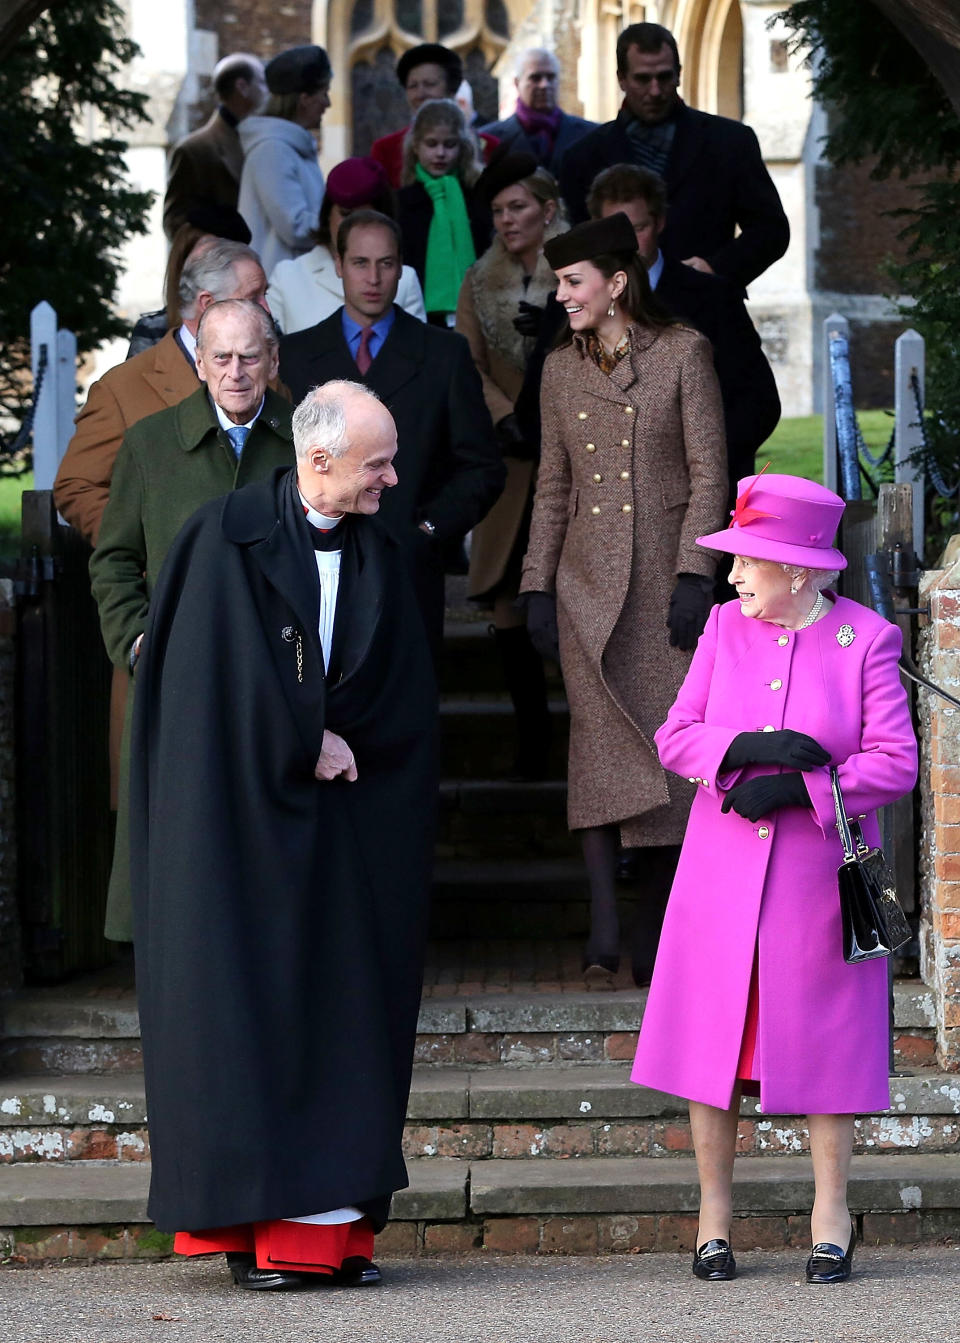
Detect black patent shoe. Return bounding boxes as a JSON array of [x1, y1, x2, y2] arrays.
[[692, 1238, 737, 1281], [805, 1226, 856, 1283], [337, 1257, 382, 1286], [227, 1253, 304, 1291]]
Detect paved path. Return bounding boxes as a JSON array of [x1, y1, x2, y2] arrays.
[[2, 1248, 957, 1343]]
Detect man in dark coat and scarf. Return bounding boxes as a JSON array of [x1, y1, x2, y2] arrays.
[[129, 380, 438, 1290]]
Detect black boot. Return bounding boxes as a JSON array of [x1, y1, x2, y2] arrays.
[[493, 626, 552, 780]]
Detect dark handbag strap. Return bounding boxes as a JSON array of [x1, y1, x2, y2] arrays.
[[831, 767, 868, 862]]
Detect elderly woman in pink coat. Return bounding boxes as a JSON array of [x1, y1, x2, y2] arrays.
[[632, 472, 917, 1285]]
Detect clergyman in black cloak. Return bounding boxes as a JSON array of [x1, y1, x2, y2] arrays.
[[129, 380, 438, 1291]]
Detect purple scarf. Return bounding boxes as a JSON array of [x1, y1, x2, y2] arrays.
[[515, 99, 563, 156]]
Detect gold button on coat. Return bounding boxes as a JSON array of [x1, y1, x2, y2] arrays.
[[620, 471, 630, 480], [593, 473, 602, 483], [578, 411, 587, 420], [624, 405, 634, 414], [770, 679, 782, 691], [758, 826, 769, 839], [622, 504, 632, 513], [778, 635, 789, 647], [621, 439, 630, 447], [585, 443, 596, 453], [591, 505, 601, 515]]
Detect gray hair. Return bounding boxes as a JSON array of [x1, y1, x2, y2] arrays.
[[515, 47, 559, 78], [779, 563, 840, 592], [179, 239, 263, 321], [195, 298, 278, 353], [292, 380, 382, 461]]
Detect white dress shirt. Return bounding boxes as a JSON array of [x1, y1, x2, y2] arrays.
[[299, 489, 343, 672]]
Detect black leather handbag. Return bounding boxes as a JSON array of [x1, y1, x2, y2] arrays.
[[832, 768, 911, 964]]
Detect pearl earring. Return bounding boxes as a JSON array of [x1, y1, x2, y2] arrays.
[[607, 300, 616, 318]]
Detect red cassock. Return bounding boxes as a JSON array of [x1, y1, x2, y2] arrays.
[[175, 1218, 375, 1274]]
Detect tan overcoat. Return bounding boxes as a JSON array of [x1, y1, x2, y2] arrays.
[[520, 322, 728, 845], [456, 233, 560, 600]]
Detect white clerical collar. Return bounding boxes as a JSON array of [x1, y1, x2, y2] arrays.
[[212, 396, 264, 434], [178, 323, 198, 364], [648, 250, 665, 291], [298, 487, 344, 531]]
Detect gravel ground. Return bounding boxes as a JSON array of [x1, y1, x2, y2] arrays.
[[1, 1248, 957, 1343]]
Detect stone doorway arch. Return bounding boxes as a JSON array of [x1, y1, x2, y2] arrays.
[[669, 0, 744, 119], [313, 0, 509, 164]]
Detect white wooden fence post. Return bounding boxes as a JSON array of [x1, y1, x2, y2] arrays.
[[56, 326, 77, 471], [894, 328, 926, 562], [30, 301, 60, 491], [823, 313, 849, 495]]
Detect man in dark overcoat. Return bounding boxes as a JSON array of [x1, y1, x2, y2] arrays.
[[130, 380, 437, 1290], [588, 164, 781, 493], [558, 22, 789, 289], [90, 298, 295, 942], [279, 210, 504, 650], [478, 47, 596, 177]]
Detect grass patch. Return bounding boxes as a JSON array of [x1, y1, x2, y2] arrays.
[[761, 410, 894, 484]]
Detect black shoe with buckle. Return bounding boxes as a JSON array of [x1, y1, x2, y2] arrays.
[[692, 1238, 736, 1281], [226, 1252, 304, 1291], [805, 1225, 856, 1283]]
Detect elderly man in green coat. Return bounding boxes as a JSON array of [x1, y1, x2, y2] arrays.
[[90, 298, 295, 940]]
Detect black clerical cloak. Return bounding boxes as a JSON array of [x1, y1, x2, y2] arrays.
[[130, 468, 438, 1233]]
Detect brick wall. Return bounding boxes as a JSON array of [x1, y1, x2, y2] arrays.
[[918, 551, 960, 1070], [188, 1, 314, 130], [814, 157, 927, 409], [0, 581, 22, 995]]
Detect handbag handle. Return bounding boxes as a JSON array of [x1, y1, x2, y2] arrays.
[[831, 767, 862, 863]]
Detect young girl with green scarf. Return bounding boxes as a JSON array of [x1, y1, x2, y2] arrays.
[[396, 99, 492, 327]]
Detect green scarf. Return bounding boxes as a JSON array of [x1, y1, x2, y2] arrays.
[[415, 162, 476, 314]]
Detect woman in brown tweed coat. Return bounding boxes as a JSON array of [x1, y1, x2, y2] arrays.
[[520, 213, 727, 987]]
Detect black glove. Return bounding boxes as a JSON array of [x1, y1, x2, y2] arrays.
[[667, 573, 715, 651], [525, 591, 560, 663], [513, 301, 545, 338], [495, 413, 535, 461], [720, 772, 811, 822], [722, 730, 830, 773]]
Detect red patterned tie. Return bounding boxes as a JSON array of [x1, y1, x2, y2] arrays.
[[355, 327, 373, 376]]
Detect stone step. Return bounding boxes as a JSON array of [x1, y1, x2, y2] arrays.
[[436, 779, 571, 863], [439, 622, 563, 698], [439, 698, 568, 779], [1, 982, 938, 1076], [2, 1155, 959, 1261], [430, 860, 598, 938], [0, 1156, 467, 1229], [4, 1066, 956, 1166]]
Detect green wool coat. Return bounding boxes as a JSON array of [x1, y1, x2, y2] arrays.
[[90, 384, 295, 940]]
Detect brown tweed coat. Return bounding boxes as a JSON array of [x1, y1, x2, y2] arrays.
[[520, 322, 727, 845]]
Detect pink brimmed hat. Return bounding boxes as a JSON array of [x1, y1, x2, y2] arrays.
[[697, 470, 847, 570]]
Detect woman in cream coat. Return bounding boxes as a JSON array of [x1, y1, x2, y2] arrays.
[[267, 157, 425, 334]]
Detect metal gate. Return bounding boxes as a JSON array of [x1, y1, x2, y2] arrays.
[[15, 490, 113, 981]]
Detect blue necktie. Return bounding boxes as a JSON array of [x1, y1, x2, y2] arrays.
[[227, 425, 250, 458]]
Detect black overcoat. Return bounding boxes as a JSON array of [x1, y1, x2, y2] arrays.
[[130, 468, 438, 1233], [558, 103, 789, 288]]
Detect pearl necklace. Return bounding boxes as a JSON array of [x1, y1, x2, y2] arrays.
[[795, 591, 825, 631]]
